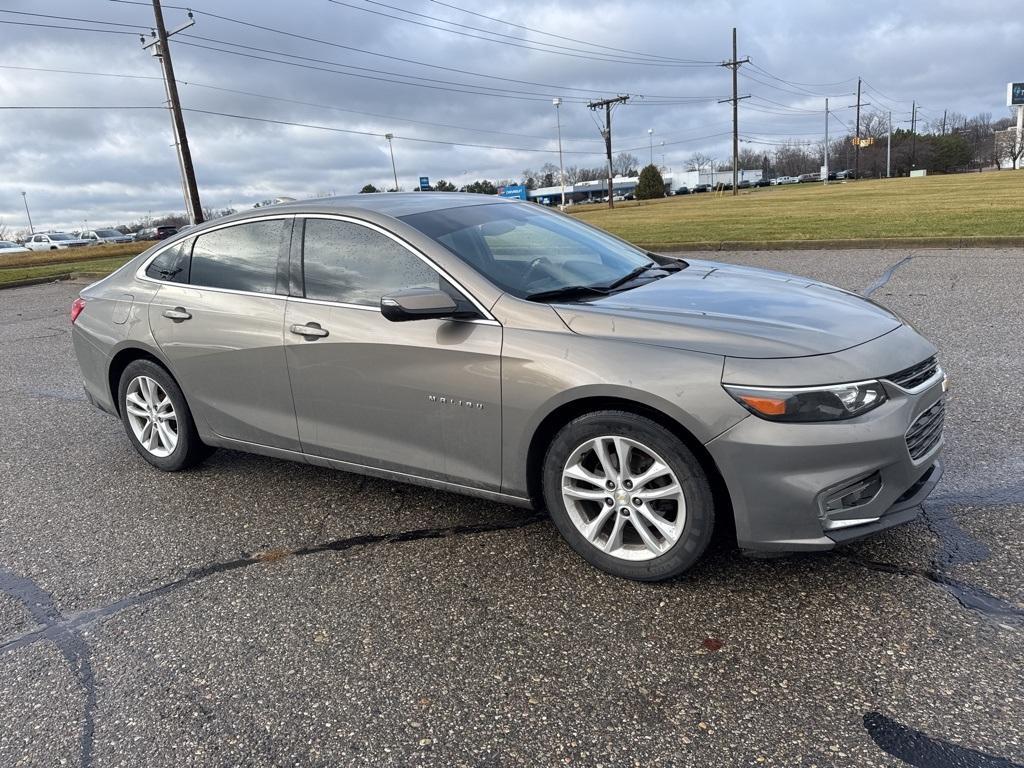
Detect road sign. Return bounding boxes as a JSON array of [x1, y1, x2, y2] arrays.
[[419, 176, 430, 190], [1008, 83, 1024, 106], [500, 184, 528, 200]]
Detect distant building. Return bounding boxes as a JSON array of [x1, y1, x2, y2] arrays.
[[527, 169, 764, 205]]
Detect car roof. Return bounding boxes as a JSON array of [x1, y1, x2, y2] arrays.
[[272, 191, 509, 218]]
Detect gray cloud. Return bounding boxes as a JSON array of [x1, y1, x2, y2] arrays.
[[0, 0, 1019, 231]]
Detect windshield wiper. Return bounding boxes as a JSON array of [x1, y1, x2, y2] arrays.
[[603, 261, 680, 292], [525, 285, 610, 303]]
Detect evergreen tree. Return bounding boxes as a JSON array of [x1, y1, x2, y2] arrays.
[[635, 164, 666, 200]]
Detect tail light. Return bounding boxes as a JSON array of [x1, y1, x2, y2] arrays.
[[71, 297, 86, 324]]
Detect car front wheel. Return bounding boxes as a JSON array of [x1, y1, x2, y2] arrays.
[[542, 411, 715, 581], [117, 359, 213, 471]]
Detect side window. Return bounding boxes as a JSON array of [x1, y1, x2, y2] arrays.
[[189, 220, 286, 294], [145, 239, 192, 283], [302, 219, 440, 306]]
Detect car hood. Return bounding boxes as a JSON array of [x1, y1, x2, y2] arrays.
[[552, 259, 902, 359]]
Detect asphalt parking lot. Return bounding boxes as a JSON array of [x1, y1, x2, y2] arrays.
[[1, 247, 1022, 768]]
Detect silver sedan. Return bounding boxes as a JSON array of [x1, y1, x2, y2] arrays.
[[71, 194, 944, 580]]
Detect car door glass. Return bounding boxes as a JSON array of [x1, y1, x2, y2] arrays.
[[189, 220, 285, 294], [146, 239, 192, 283], [302, 219, 439, 306]]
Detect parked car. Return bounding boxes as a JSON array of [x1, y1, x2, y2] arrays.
[[691, 184, 710, 193], [81, 229, 133, 245], [0, 240, 30, 254], [753, 178, 770, 188], [798, 173, 821, 183], [134, 226, 179, 241], [24, 232, 91, 251], [675, 186, 690, 195], [737, 179, 752, 189], [71, 193, 945, 581], [835, 170, 857, 180], [775, 176, 800, 185]]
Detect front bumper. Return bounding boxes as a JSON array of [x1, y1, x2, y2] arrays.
[[706, 375, 945, 552]]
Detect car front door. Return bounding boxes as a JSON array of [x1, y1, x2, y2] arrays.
[[283, 215, 502, 490], [146, 217, 300, 451]]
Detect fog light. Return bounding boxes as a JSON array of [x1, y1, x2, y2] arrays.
[[822, 472, 882, 513]]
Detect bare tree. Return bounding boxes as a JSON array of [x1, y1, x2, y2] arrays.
[[612, 152, 640, 177], [686, 152, 714, 171], [0, 219, 8, 241]]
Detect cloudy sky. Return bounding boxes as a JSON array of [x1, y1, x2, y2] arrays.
[[0, 0, 1019, 232]]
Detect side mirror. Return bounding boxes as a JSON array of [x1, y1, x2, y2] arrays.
[[380, 288, 458, 322]]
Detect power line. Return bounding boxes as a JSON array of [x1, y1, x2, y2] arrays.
[[0, 18, 138, 35], [0, 8, 149, 29], [327, 0, 717, 68], [0, 63, 608, 144], [426, 0, 715, 64]]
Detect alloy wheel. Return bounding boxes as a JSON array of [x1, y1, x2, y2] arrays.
[[561, 436, 687, 561], [124, 375, 178, 458]]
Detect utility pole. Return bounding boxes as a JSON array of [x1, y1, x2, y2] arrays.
[[648, 128, 654, 166], [941, 109, 947, 135], [824, 98, 829, 184], [886, 111, 892, 178], [854, 77, 862, 179], [911, 104, 919, 170], [20, 191, 34, 235], [142, 1, 203, 225], [553, 98, 566, 209], [719, 28, 749, 196], [587, 95, 629, 209], [384, 133, 399, 190]]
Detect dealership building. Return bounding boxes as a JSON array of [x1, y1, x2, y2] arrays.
[[524, 168, 765, 204]]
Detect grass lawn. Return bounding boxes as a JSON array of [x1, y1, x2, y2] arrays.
[[570, 171, 1024, 248], [0, 242, 148, 287]]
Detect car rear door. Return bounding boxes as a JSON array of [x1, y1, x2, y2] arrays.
[[145, 216, 300, 451], [283, 215, 502, 490]]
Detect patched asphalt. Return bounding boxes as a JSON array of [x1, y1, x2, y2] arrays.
[[1, 248, 1022, 767]]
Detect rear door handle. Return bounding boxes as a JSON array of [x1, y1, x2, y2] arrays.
[[290, 322, 329, 339], [162, 307, 192, 321]]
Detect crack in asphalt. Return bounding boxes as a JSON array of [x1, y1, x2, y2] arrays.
[[862, 254, 914, 297], [864, 712, 1024, 768], [842, 503, 1022, 628], [0, 511, 546, 768]]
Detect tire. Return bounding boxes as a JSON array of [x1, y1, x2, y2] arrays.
[[117, 359, 214, 471], [542, 411, 715, 581]]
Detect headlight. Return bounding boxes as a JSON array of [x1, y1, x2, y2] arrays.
[[723, 380, 887, 423]]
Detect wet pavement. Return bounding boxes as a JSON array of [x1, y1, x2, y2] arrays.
[[1, 248, 1022, 767]]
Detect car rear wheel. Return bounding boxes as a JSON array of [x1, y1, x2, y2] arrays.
[[117, 360, 213, 471], [542, 411, 715, 581]]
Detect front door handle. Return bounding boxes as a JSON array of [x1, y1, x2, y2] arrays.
[[162, 307, 192, 321], [290, 322, 329, 339]]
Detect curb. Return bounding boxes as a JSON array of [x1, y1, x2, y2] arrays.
[[0, 272, 106, 291], [644, 236, 1024, 252]]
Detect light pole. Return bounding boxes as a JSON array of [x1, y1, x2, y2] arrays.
[[660, 141, 665, 170], [553, 98, 566, 209], [384, 133, 398, 191], [648, 128, 654, 166], [20, 191, 34, 235]]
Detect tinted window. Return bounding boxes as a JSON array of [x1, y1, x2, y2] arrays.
[[302, 219, 439, 306], [189, 220, 285, 294], [400, 203, 651, 299], [145, 239, 192, 283]]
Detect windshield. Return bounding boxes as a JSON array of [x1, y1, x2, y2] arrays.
[[49, 233, 75, 241], [96, 229, 121, 238], [400, 203, 654, 299]]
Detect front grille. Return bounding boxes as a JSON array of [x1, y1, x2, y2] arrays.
[[906, 399, 944, 461], [887, 356, 939, 390]]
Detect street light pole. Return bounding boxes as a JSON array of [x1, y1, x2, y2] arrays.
[[385, 133, 398, 191], [648, 128, 654, 166], [20, 191, 34, 234], [553, 98, 566, 209]]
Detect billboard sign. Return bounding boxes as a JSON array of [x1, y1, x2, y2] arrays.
[[1009, 83, 1024, 106], [500, 184, 528, 200], [419, 176, 430, 190]]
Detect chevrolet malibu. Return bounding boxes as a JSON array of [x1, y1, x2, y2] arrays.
[[71, 194, 945, 580]]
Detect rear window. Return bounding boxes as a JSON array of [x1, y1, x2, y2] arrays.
[[188, 220, 286, 294], [145, 240, 192, 283]]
